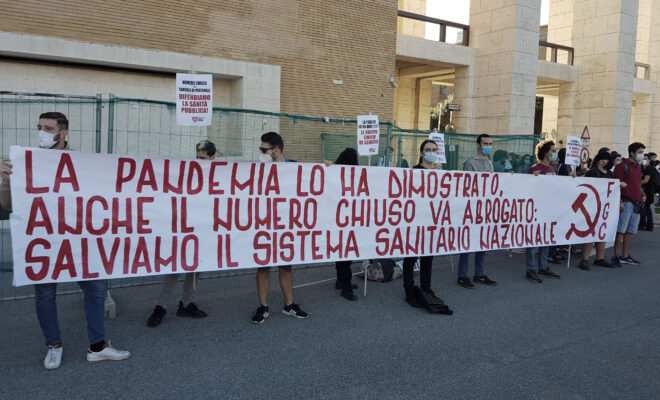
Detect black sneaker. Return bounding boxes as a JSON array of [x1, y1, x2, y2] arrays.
[[282, 303, 309, 319], [552, 254, 565, 261], [251, 305, 269, 324], [593, 259, 615, 268], [147, 305, 166, 327], [176, 302, 208, 318], [335, 280, 358, 290], [457, 277, 474, 289], [473, 275, 497, 286], [546, 256, 561, 265], [538, 268, 560, 279], [340, 287, 358, 301], [612, 256, 622, 268], [578, 260, 590, 270], [526, 270, 542, 283], [619, 255, 641, 265]]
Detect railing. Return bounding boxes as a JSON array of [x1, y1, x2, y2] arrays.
[[635, 62, 650, 80], [539, 41, 574, 65], [397, 10, 469, 46]]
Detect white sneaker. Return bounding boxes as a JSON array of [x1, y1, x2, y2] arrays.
[[86, 343, 131, 362], [44, 345, 63, 369]]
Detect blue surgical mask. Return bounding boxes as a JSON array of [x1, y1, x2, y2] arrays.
[[423, 152, 438, 164], [549, 153, 558, 162], [524, 159, 531, 165], [481, 146, 492, 156]]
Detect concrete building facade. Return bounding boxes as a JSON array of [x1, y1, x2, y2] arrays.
[[0, 0, 658, 155]]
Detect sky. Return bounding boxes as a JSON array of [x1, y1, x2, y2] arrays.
[[425, 0, 550, 41]]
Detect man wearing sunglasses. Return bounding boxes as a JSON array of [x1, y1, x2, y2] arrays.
[[252, 132, 309, 323]]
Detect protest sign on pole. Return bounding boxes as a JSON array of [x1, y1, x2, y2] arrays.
[[9, 147, 619, 286], [357, 115, 379, 156], [428, 131, 447, 164], [565, 136, 582, 166], [176, 73, 213, 126]]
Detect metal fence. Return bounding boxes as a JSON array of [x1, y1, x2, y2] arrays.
[[0, 93, 540, 300]]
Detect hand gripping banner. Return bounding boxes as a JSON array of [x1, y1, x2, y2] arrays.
[[8, 147, 619, 286]]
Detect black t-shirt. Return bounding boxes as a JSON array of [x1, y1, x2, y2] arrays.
[[585, 168, 614, 179], [413, 164, 426, 169]]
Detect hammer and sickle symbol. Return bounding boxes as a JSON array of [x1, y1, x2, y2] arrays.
[[565, 184, 601, 239]]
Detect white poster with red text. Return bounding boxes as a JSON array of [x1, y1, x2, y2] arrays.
[[357, 115, 379, 156], [176, 73, 212, 126], [9, 147, 619, 286]]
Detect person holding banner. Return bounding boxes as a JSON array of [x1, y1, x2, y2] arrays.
[[457, 134, 497, 289], [401, 140, 452, 314], [525, 139, 561, 283], [332, 148, 360, 301], [0, 112, 130, 369], [579, 151, 617, 270], [612, 142, 647, 266], [146, 140, 216, 327], [252, 132, 309, 323]]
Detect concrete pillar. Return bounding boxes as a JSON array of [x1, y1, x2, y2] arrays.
[[452, 65, 476, 133], [646, 0, 660, 150], [468, 0, 542, 135], [632, 94, 652, 145], [550, 0, 639, 154]]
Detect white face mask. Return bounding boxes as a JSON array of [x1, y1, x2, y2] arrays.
[[259, 153, 273, 163], [38, 130, 60, 149], [641, 159, 648, 166], [636, 153, 645, 162]]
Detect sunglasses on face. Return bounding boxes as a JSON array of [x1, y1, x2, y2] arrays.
[[259, 147, 274, 154]]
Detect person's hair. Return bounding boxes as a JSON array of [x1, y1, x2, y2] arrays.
[[558, 148, 566, 163], [628, 142, 646, 157], [261, 131, 284, 151], [649, 152, 657, 158], [195, 140, 216, 156], [335, 147, 358, 166], [418, 139, 437, 164], [597, 147, 610, 154], [39, 112, 68, 131], [610, 151, 620, 158], [493, 149, 507, 162], [535, 139, 555, 162], [592, 151, 612, 170], [476, 134, 491, 144]]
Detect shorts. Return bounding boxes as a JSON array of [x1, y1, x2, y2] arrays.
[[617, 201, 640, 234], [257, 265, 292, 271]]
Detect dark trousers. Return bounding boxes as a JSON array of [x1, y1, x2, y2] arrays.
[[639, 202, 654, 231], [335, 261, 353, 288], [403, 256, 433, 292]]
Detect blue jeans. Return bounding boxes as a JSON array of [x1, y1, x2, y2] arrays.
[[35, 280, 107, 346], [458, 252, 485, 278], [526, 247, 549, 272]]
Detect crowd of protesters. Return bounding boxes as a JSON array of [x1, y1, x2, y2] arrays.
[[0, 111, 654, 369]]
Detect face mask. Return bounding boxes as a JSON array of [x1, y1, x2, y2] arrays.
[[481, 146, 492, 156], [524, 159, 531, 165], [38, 130, 60, 149], [636, 153, 645, 162], [259, 153, 273, 163], [423, 152, 438, 164], [641, 159, 648, 166], [504, 159, 512, 169], [549, 153, 558, 162], [656, 166, 660, 172]]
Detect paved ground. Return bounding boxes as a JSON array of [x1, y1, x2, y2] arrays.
[[1, 230, 660, 400]]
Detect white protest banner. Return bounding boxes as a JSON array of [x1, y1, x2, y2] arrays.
[[9, 147, 619, 286], [428, 131, 447, 164], [176, 73, 212, 126], [566, 136, 582, 166], [357, 115, 379, 156]]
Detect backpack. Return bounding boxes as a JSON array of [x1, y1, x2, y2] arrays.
[[360, 259, 400, 282]]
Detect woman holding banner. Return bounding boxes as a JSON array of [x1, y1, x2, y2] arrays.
[[578, 151, 617, 270], [525, 139, 561, 283], [333, 148, 360, 301], [401, 140, 452, 315]]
